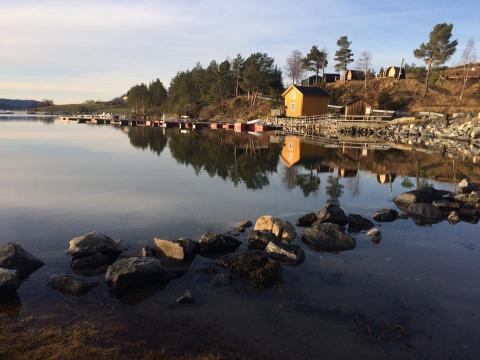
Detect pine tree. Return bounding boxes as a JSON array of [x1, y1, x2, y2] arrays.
[[334, 36, 354, 85], [414, 23, 458, 97], [303, 46, 328, 85]]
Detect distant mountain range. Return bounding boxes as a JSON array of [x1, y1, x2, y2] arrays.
[[0, 98, 41, 110]]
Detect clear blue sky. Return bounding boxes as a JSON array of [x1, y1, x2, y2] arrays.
[[1, 0, 478, 103]]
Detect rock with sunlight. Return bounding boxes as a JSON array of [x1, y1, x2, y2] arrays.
[[302, 223, 356, 251], [0, 243, 44, 277], [253, 215, 297, 242]]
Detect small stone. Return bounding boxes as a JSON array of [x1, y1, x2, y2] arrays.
[[265, 241, 305, 265], [234, 220, 253, 233], [366, 228, 382, 244], [211, 273, 232, 286], [448, 210, 460, 224], [154, 238, 198, 261], [176, 289, 193, 304], [348, 214, 374, 232], [372, 209, 399, 222]]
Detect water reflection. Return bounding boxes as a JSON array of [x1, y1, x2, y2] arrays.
[[123, 128, 479, 202]]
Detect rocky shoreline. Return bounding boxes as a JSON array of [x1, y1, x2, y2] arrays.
[[1, 178, 479, 300], [329, 115, 480, 159]]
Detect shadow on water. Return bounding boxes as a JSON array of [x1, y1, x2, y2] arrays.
[[0, 292, 21, 318]]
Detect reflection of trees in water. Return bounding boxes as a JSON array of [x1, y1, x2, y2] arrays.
[[128, 127, 168, 156], [167, 131, 281, 189], [326, 176, 344, 206], [282, 165, 321, 197]]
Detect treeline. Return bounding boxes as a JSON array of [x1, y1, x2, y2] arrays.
[[126, 53, 283, 116]]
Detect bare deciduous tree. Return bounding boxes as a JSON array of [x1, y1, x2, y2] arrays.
[[285, 50, 304, 85], [357, 51, 372, 90], [460, 38, 477, 100]]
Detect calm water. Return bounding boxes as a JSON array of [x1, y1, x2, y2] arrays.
[[1, 120, 480, 359]]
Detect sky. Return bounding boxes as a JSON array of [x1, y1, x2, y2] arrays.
[[1, 0, 479, 104]]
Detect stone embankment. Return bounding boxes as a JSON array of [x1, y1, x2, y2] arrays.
[[338, 114, 480, 158]]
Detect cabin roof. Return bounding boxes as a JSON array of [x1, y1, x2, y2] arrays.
[[345, 97, 361, 105], [282, 85, 330, 97]]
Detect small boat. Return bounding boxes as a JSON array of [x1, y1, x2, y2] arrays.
[[0, 110, 14, 115]]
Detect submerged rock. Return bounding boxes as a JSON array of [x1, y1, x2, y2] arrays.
[[296, 212, 317, 227], [302, 223, 355, 251], [215, 251, 281, 288], [211, 272, 232, 286], [247, 230, 277, 250], [176, 289, 193, 304], [48, 274, 98, 295], [394, 188, 449, 204], [0, 243, 44, 277], [253, 215, 297, 242], [71, 252, 114, 274], [0, 268, 21, 293], [315, 204, 348, 226], [154, 238, 198, 261], [372, 209, 399, 222], [105, 257, 184, 291], [265, 241, 305, 265], [198, 232, 241, 255], [432, 199, 461, 210], [347, 214, 374, 232]]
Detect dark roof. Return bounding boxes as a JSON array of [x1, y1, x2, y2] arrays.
[[345, 97, 368, 105], [292, 85, 330, 97]]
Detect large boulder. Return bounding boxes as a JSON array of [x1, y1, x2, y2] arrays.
[[296, 212, 317, 227], [105, 257, 183, 291], [215, 251, 282, 288], [198, 232, 241, 255], [253, 216, 297, 242], [68, 232, 126, 272], [0, 268, 21, 293], [395, 202, 447, 224], [0, 243, 44, 277], [302, 223, 355, 251], [265, 242, 305, 265], [372, 209, 399, 222], [248, 230, 277, 250], [347, 214, 374, 232], [154, 238, 198, 261], [48, 274, 98, 295], [394, 188, 449, 204], [68, 232, 126, 259], [315, 204, 348, 226]]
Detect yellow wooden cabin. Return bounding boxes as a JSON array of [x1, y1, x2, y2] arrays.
[[282, 85, 330, 117]]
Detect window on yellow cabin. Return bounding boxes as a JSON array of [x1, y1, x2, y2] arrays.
[[291, 91, 296, 100], [290, 103, 296, 110]]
